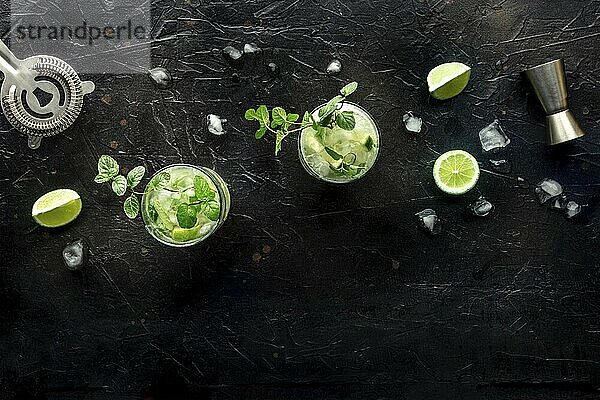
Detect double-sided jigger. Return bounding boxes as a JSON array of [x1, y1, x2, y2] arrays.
[[0, 39, 94, 149], [523, 59, 585, 145]]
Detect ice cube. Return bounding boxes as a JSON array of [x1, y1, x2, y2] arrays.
[[63, 239, 85, 271], [243, 43, 261, 54], [222, 46, 243, 62], [535, 178, 563, 204], [207, 114, 227, 135], [326, 59, 342, 74], [479, 119, 510, 151], [565, 201, 582, 219], [148, 67, 172, 89], [550, 194, 567, 210], [415, 209, 441, 235], [489, 159, 511, 174], [267, 62, 279, 76], [470, 196, 493, 217], [403, 112, 423, 133]]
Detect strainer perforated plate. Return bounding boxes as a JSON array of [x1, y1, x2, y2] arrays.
[[0, 40, 94, 149]]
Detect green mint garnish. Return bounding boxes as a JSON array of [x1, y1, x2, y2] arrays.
[[176, 204, 197, 229], [95, 155, 146, 219], [245, 81, 359, 156]]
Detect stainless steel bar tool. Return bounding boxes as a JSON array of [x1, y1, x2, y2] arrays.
[[523, 59, 585, 145], [0, 39, 95, 149]]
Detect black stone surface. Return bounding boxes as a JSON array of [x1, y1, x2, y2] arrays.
[[1, 1, 600, 399]]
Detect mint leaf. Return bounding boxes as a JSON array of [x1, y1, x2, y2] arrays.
[[94, 174, 111, 183], [194, 175, 215, 202], [324, 146, 343, 161], [123, 194, 139, 219], [201, 200, 220, 221], [244, 108, 257, 121], [257, 105, 269, 127], [287, 113, 299, 123], [127, 166, 145, 188], [111, 175, 127, 196], [302, 111, 312, 128], [148, 203, 159, 222], [98, 155, 119, 178], [275, 131, 285, 155], [176, 204, 197, 228], [271, 107, 287, 128], [336, 111, 355, 130], [319, 95, 344, 119], [255, 126, 267, 139], [340, 81, 358, 97], [364, 136, 374, 151]]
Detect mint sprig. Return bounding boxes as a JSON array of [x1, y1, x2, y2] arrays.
[[245, 81, 358, 155], [94, 155, 146, 219]]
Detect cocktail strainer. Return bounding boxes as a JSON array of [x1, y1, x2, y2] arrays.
[[0, 40, 95, 149]]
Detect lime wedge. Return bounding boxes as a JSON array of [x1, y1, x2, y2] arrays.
[[172, 215, 211, 242], [433, 150, 480, 195], [427, 62, 471, 100], [32, 189, 82, 227]]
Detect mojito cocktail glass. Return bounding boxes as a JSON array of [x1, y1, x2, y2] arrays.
[[141, 164, 230, 247], [298, 102, 379, 183]]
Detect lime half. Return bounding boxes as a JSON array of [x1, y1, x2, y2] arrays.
[[32, 189, 82, 227], [427, 62, 471, 100], [433, 150, 480, 195]]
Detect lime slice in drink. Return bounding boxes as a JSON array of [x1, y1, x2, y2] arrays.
[[433, 150, 480, 195], [427, 62, 471, 100], [32, 189, 82, 227]]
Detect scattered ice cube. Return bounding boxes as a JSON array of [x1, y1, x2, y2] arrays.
[[489, 159, 511, 174], [565, 201, 582, 219], [402, 112, 423, 133], [207, 114, 227, 135], [479, 119, 510, 152], [550, 194, 567, 210], [243, 43, 261, 54], [415, 209, 441, 235], [63, 239, 85, 271], [326, 59, 342, 74], [470, 196, 493, 217], [267, 62, 279, 76], [535, 178, 563, 204], [148, 67, 172, 89], [222, 46, 243, 62]]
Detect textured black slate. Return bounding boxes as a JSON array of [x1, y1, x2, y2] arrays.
[[1, 0, 600, 399]]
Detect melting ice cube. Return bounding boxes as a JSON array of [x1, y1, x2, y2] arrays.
[[479, 119, 510, 152], [148, 67, 172, 89], [267, 62, 279, 76], [565, 201, 582, 219], [243, 43, 261, 54], [403, 112, 422, 133], [63, 239, 85, 271], [489, 159, 511, 174], [470, 196, 493, 217], [535, 178, 563, 204], [222, 46, 243, 62], [326, 59, 342, 74], [207, 114, 227, 135], [415, 209, 441, 235]]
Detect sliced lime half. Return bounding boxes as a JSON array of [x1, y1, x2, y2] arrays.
[[427, 62, 471, 100], [32, 189, 82, 227]]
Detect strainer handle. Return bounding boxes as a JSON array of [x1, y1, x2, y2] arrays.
[[0, 39, 21, 76]]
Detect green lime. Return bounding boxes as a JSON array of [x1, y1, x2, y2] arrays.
[[433, 150, 480, 195], [427, 62, 471, 100], [32, 189, 82, 227], [172, 215, 211, 242]]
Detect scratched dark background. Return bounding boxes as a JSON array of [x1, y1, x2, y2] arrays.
[[1, 0, 600, 399]]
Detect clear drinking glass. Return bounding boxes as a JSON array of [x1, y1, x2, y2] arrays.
[[141, 164, 231, 247], [298, 102, 380, 183]]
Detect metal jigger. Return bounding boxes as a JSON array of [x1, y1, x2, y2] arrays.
[[523, 59, 585, 145]]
